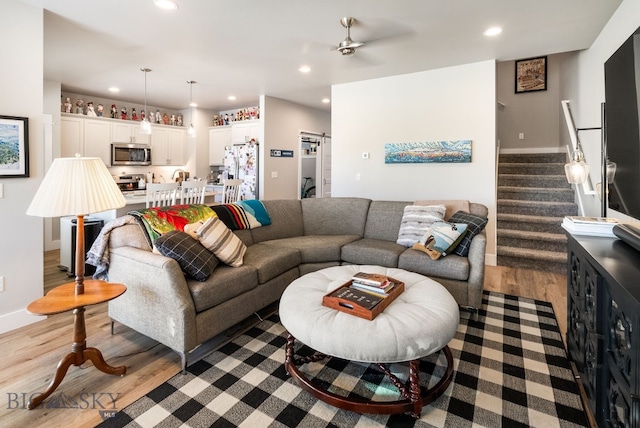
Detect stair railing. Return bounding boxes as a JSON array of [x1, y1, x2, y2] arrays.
[[561, 100, 597, 216]]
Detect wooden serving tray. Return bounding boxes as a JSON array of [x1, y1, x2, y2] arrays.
[[322, 277, 405, 320]]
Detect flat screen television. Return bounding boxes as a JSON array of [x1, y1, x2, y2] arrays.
[[604, 25, 640, 221]]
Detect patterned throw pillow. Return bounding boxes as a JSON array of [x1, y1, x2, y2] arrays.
[[412, 221, 468, 260], [196, 217, 247, 267], [154, 230, 219, 281], [396, 205, 446, 247], [448, 211, 488, 257]]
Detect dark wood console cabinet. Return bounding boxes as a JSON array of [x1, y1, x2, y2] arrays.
[[567, 233, 640, 427]]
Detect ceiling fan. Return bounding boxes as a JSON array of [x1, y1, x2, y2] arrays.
[[333, 17, 364, 56]]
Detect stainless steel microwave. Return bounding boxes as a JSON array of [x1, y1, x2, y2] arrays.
[[111, 143, 152, 166]]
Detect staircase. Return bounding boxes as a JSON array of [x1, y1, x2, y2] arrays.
[[497, 152, 577, 274]]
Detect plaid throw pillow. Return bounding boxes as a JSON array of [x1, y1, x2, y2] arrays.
[[154, 231, 219, 281], [448, 211, 488, 257], [197, 217, 247, 267]]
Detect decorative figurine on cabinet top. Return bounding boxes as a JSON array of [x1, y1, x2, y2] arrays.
[[75, 99, 84, 114], [96, 104, 104, 117], [121, 106, 128, 120], [162, 113, 169, 125], [63, 97, 72, 113], [177, 113, 183, 126], [170, 114, 176, 126], [111, 104, 118, 118], [155, 109, 161, 124], [141, 109, 146, 121], [86, 101, 97, 117], [131, 108, 138, 121]]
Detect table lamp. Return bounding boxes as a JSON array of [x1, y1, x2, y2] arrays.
[[27, 155, 126, 295]]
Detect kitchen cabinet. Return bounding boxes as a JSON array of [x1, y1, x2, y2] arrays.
[[209, 127, 231, 165], [152, 127, 186, 166], [60, 115, 111, 165], [231, 121, 261, 144], [566, 234, 640, 427], [112, 121, 150, 145]]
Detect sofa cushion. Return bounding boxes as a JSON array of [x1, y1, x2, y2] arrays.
[[341, 238, 406, 267], [262, 235, 361, 263], [448, 211, 488, 257], [187, 265, 259, 312], [398, 249, 470, 281], [197, 217, 247, 267], [250, 200, 304, 243], [414, 199, 470, 221], [301, 197, 371, 236], [154, 230, 219, 281], [243, 243, 302, 284], [364, 201, 411, 241], [396, 204, 446, 247]]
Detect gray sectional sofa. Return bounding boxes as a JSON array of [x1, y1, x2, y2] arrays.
[[106, 197, 488, 371]]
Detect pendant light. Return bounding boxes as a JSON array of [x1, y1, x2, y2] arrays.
[[564, 143, 590, 184], [140, 68, 152, 135], [187, 80, 197, 138]]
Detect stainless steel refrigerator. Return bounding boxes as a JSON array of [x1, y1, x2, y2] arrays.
[[223, 142, 259, 200]]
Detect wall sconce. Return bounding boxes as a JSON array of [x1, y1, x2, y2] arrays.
[[565, 145, 590, 184]]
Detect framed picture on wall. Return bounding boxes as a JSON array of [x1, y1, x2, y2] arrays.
[[0, 115, 29, 177], [515, 56, 547, 93]]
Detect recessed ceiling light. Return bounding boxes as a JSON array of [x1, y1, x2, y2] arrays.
[[484, 27, 502, 37], [108, 87, 120, 93], [322, 98, 330, 104], [189, 102, 198, 107], [228, 95, 236, 101], [153, 0, 179, 10], [299, 65, 311, 73]]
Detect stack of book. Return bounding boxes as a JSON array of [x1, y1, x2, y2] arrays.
[[561, 216, 620, 237], [349, 272, 396, 297]]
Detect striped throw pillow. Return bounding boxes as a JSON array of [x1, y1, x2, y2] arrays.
[[196, 217, 246, 267], [396, 204, 446, 247]]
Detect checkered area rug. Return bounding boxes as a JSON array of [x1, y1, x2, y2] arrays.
[[98, 291, 588, 427]]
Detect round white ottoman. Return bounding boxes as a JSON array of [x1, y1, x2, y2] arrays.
[[279, 265, 459, 418]]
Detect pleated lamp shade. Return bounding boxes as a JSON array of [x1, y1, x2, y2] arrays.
[[27, 156, 126, 217]]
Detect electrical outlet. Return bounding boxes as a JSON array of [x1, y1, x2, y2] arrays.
[[362, 152, 369, 159], [519, 133, 525, 140], [0, 276, 4, 292], [271, 171, 278, 178]]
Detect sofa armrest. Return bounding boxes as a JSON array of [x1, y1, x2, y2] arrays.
[[465, 230, 487, 306], [107, 246, 198, 354]]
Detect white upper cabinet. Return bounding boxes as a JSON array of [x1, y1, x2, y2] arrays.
[[231, 121, 261, 144], [60, 115, 111, 166], [209, 127, 231, 165], [112, 121, 150, 145], [152, 127, 186, 166]]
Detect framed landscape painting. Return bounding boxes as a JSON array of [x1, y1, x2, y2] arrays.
[[515, 56, 547, 93], [0, 115, 29, 177]]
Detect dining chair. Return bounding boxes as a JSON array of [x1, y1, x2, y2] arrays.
[[180, 180, 207, 204], [222, 179, 243, 203], [145, 182, 179, 208]]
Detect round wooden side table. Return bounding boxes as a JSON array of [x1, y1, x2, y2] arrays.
[[26, 279, 127, 410]]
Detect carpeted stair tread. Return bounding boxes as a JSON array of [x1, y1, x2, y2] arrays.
[[497, 212, 564, 224], [498, 174, 571, 189], [498, 163, 567, 175], [497, 245, 567, 263], [497, 186, 575, 203], [499, 152, 567, 163], [497, 229, 567, 243]]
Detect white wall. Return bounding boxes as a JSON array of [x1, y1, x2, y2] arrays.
[[571, 0, 640, 221], [0, 0, 44, 333], [262, 96, 331, 200], [497, 52, 577, 151], [331, 60, 497, 261]]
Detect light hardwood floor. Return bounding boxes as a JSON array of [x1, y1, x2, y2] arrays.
[[0, 251, 570, 428]]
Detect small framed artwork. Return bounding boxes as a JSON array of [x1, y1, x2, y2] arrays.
[[515, 56, 547, 93], [0, 115, 29, 177]]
